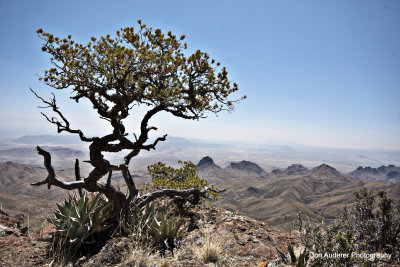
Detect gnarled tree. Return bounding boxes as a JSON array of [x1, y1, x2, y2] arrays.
[[31, 21, 244, 211]]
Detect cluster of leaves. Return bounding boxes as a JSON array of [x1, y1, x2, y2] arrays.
[[36, 20, 245, 122], [48, 193, 186, 262], [146, 160, 219, 201], [128, 204, 159, 243], [46, 193, 114, 259], [351, 189, 400, 253], [297, 188, 400, 266], [148, 213, 184, 253], [127, 204, 184, 254], [307, 223, 356, 266]]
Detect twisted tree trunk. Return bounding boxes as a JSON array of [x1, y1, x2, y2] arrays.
[[32, 146, 222, 212]]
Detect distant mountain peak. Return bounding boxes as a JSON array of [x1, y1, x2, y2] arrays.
[[198, 156, 214, 166], [286, 164, 308, 175], [272, 164, 308, 176], [311, 164, 341, 176], [197, 156, 220, 170], [228, 160, 264, 174]]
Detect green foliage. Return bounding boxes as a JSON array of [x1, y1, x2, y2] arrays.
[[128, 204, 184, 253], [36, 21, 245, 122], [349, 189, 399, 254], [46, 193, 113, 258], [148, 213, 184, 243], [146, 160, 219, 201], [128, 204, 158, 243], [310, 224, 356, 266], [148, 212, 184, 254], [297, 188, 400, 266]]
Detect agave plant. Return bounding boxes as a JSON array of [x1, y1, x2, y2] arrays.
[[277, 244, 309, 267], [148, 213, 184, 252], [47, 192, 113, 257], [129, 204, 158, 242]]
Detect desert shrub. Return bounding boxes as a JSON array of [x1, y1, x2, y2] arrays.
[[146, 161, 219, 208], [46, 193, 114, 260], [297, 188, 400, 266], [343, 189, 400, 256], [308, 223, 357, 266]]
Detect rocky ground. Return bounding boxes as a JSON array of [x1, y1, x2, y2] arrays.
[[0, 209, 50, 266], [0, 205, 297, 267]]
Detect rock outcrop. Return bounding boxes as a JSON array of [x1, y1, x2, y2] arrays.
[[227, 160, 264, 174], [197, 156, 219, 170], [348, 165, 400, 184]]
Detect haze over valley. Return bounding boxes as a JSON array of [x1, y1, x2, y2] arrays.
[[1, 134, 399, 173], [1, 134, 399, 230]]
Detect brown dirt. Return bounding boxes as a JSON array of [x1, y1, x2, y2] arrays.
[[0, 209, 49, 267]]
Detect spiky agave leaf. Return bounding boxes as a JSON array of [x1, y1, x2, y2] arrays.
[[46, 192, 114, 257], [148, 213, 184, 242], [288, 244, 297, 264]]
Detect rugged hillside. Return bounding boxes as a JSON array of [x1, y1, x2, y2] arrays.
[[348, 165, 400, 184], [0, 159, 398, 266], [272, 164, 308, 176], [0, 158, 396, 233], [196, 157, 393, 230], [197, 156, 268, 189], [0, 205, 298, 267], [0, 161, 72, 219], [227, 160, 265, 174], [197, 156, 221, 171]]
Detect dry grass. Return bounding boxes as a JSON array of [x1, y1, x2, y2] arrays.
[[193, 225, 224, 264], [119, 246, 158, 267], [195, 238, 223, 264]]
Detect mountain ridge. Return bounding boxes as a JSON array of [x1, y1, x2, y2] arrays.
[[194, 156, 395, 230], [0, 158, 398, 232], [348, 165, 400, 184], [226, 160, 265, 174], [8, 134, 400, 173]]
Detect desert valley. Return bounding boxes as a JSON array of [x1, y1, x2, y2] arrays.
[[1, 134, 399, 230]]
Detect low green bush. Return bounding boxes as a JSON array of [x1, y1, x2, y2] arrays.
[[146, 160, 219, 204], [297, 188, 400, 266]]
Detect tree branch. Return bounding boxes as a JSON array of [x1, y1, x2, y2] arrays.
[[106, 170, 112, 187], [123, 105, 167, 165], [75, 159, 83, 197], [32, 146, 127, 209], [141, 134, 168, 151], [30, 88, 96, 142], [121, 168, 138, 203], [32, 146, 86, 190]]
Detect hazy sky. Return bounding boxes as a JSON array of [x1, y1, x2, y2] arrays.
[[0, 0, 399, 150]]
